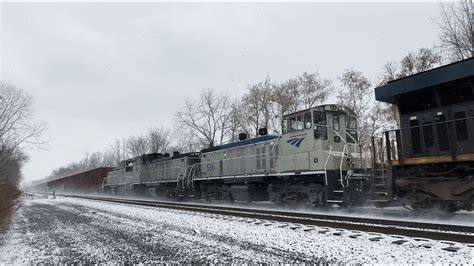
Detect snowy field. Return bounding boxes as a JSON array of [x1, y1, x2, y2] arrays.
[[0, 195, 472, 264]]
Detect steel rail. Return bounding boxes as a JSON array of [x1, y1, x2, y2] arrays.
[[45, 193, 474, 244]]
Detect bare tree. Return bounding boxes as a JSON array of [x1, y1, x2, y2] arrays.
[[337, 69, 372, 119], [0, 82, 47, 150], [84, 151, 105, 169], [272, 78, 299, 123], [0, 82, 46, 187], [337, 70, 396, 165], [125, 135, 149, 157], [297, 71, 333, 109], [147, 126, 171, 154], [104, 139, 128, 166], [380, 48, 442, 84], [240, 78, 274, 136], [437, 1, 473, 62], [399, 48, 442, 77], [168, 130, 201, 153], [227, 99, 246, 140], [175, 89, 234, 148], [271, 71, 332, 133], [0, 145, 27, 187]]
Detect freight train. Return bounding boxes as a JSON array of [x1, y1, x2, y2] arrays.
[[372, 58, 474, 212], [36, 58, 473, 212], [103, 104, 370, 206], [103, 59, 474, 212]]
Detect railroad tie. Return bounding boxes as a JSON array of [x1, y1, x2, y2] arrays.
[[369, 236, 384, 242], [391, 239, 408, 245]]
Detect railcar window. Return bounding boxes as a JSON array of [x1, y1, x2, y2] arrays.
[[435, 114, 450, 151], [346, 116, 357, 129], [333, 115, 340, 131], [422, 123, 434, 148], [410, 118, 422, 154], [314, 126, 327, 140], [304, 112, 312, 129], [297, 115, 304, 130], [313, 110, 327, 125], [282, 119, 288, 134], [346, 130, 357, 143], [454, 111, 468, 141], [290, 117, 297, 132]]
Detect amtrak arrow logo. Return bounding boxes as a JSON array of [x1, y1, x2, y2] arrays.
[[287, 137, 305, 147]]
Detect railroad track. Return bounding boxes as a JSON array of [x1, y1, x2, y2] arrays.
[[36, 193, 474, 244]]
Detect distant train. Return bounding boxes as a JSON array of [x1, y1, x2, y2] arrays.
[[372, 58, 473, 212], [103, 104, 370, 206]]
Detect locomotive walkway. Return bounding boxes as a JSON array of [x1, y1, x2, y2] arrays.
[[44, 193, 474, 244]]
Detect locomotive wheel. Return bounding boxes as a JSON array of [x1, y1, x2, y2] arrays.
[[277, 192, 310, 206]]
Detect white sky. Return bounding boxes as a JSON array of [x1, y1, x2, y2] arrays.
[[0, 2, 441, 182]]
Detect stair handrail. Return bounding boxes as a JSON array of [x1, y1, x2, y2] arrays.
[[324, 145, 333, 186]]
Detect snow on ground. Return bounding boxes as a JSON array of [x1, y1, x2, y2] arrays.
[[0, 195, 472, 264]]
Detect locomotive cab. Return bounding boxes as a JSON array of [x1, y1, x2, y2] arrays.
[[279, 105, 362, 174], [277, 104, 368, 206]]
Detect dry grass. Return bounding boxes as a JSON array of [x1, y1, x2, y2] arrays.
[[0, 183, 21, 233]]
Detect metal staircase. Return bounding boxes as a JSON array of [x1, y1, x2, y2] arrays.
[[371, 164, 392, 203], [370, 137, 393, 205], [327, 172, 345, 204]]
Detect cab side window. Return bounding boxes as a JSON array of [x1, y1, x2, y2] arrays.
[[290, 117, 297, 132], [282, 119, 288, 134], [313, 110, 327, 125], [346, 116, 357, 129], [296, 115, 304, 130], [333, 115, 340, 131], [314, 110, 327, 140], [304, 112, 312, 129]]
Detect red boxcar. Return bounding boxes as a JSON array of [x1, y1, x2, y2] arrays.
[[47, 167, 112, 193]]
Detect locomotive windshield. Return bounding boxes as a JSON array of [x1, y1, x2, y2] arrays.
[[344, 115, 358, 143], [346, 116, 357, 129], [333, 115, 340, 131], [282, 107, 357, 143], [313, 110, 327, 125], [282, 110, 312, 133], [313, 110, 328, 140]]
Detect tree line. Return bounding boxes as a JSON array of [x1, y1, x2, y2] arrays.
[[0, 82, 47, 188]]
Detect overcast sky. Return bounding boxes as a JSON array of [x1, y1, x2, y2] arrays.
[[1, 2, 441, 182]]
